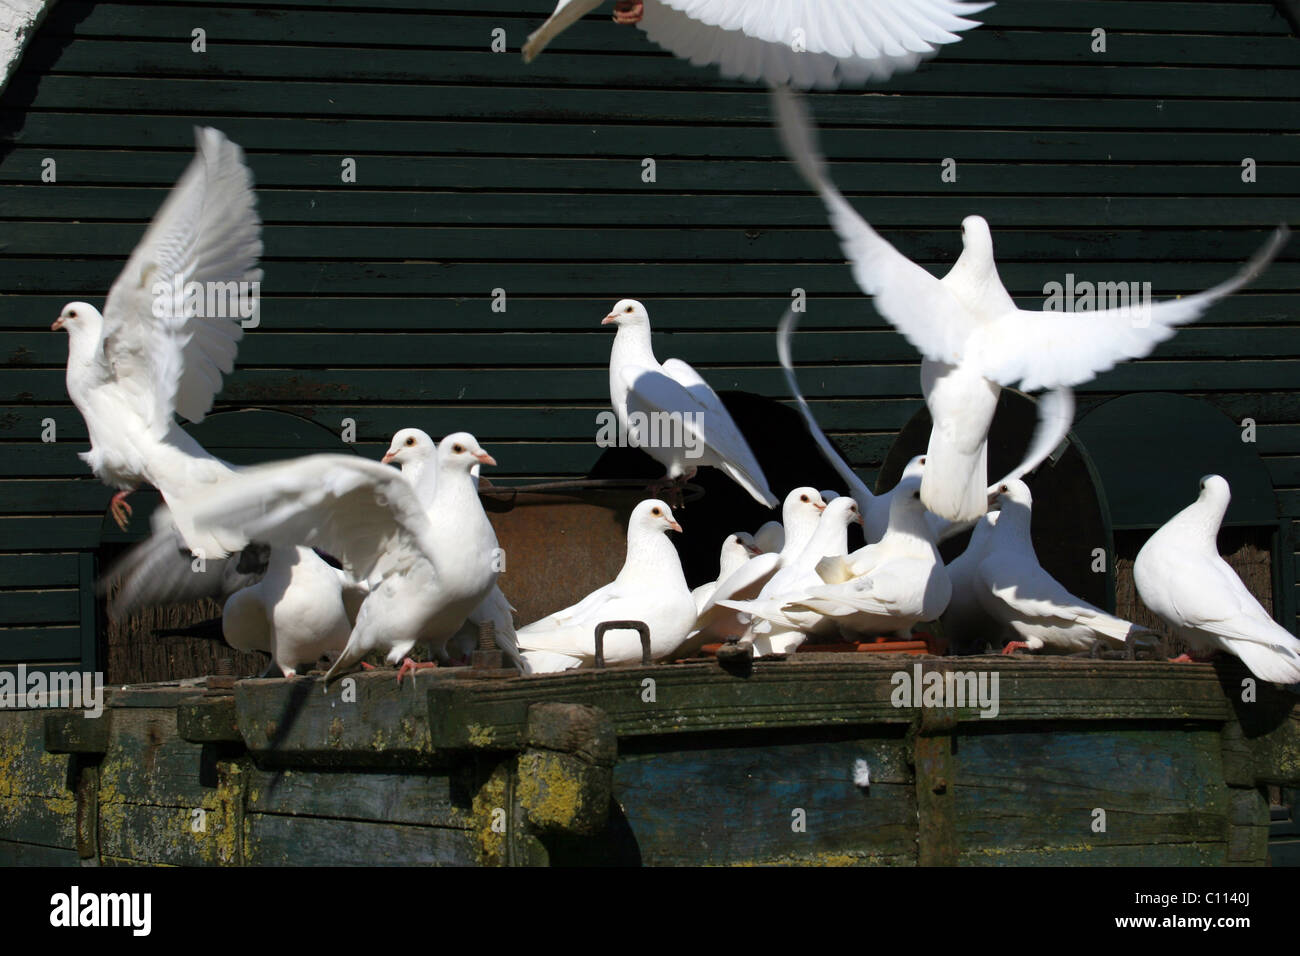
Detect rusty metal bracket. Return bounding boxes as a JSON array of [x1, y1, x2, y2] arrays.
[[593, 620, 651, 669]]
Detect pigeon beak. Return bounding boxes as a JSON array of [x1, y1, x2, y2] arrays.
[[668, 520, 683, 533], [51, 317, 65, 331], [475, 451, 497, 467], [853, 513, 864, 526], [602, 314, 619, 325], [746, 546, 762, 556], [381, 451, 396, 464], [814, 502, 826, 513]]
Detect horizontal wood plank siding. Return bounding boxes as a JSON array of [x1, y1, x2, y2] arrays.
[[0, 0, 1296, 667]]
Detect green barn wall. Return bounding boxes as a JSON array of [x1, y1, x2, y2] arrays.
[[0, 0, 1297, 673]]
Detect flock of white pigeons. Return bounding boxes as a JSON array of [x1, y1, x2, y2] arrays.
[[49, 0, 1300, 688]]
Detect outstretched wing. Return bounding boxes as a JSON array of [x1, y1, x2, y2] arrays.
[[100, 127, 263, 435], [185, 454, 435, 585], [967, 228, 1289, 392], [641, 0, 989, 87], [772, 86, 978, 362]]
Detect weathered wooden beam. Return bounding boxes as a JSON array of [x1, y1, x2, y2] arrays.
[[177, 695, 241, 744], [516, 703, 617, 837], [44, 711, 109, 754], [426, 658, 1232, 752]]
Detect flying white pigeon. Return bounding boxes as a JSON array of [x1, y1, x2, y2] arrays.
[[381, 427, 524, 671], [691, 531, 761, 613], [185, 433, 504, 683], [977, 479, 1149, 654], [773, 85, 1290, 522], [778, 309, 1076, 536], [718, 495, 863, 655], [796, 476, 951, 641], [1135, 475, 1300, 684], [523, 0, 992, 89], [604, 299, 777, 508], [52, 127, 263, 546], [516, 499, 698, 673], [938, 510, 1006, 654]]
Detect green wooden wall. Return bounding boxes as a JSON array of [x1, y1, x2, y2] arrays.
[[0, 0, 1297, 673]]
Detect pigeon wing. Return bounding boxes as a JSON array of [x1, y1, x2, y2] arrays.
[[772, 85, 980, 362], [99, 127, 262, 435], [967, 228, 1289, 392], [623, 362, 777, 507], [185, 454, 436, 585], [642, 0, 989, 87]]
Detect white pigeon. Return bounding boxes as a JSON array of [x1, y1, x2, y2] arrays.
[[718, 495, 862, 655], [680, 487, 826, 653], [754, 520, 784, 554], [773, 85, 1289, 522], [380, 427, 525, 670], [52, 127, 263, 546], [938, 510, 1006, 654], [604, 299, 777, 507], [977, 479, 1148, 654], [523, 0, 991, 89], [797, 476, 951, 641], [185, 433, 504, 683], [778, 309, 1076, 537], [517, 499, 697, 673], [691, 531, 761, 613], [106, 518, 362, 679], [1135, 475, 1300, 684], [220, 546, 362, 678]]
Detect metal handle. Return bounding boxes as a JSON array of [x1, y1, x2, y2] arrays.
[[593, 620, 652, 669]]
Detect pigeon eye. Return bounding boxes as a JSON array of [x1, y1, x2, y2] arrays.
[[651, 507, 662, 517], [453, 443, 464, 454], [405, 437, 415, 446], [624, 306, 633, 313], [68, 310, 77, 318], [800, 494, 809, 502]]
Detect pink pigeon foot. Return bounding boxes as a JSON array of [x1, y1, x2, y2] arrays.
[[613, 1, 643, 24], [110, 490, 134, 530], [396, 657, 438, 685], [1001, 641, 1030, 656], [1168, 652, 1215, 664]]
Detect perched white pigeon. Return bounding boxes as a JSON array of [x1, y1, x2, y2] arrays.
[[977, 479, 1148, 654], [754, 520, 784, 554], [691, 531, 760, 612], [186, 433, 504, 683], [106, 518, 361, 679], [680, 487, 826, 653], [797, 476, 951, 640], [523, 0, 992, 89], [604, 299, 777, 507], [381, 427, 524, 670], [517, 499, 697, 673], [220, 546, 362, 678], [938, 510, 1005, 654], [1135, 475, 1300, 684], [719, 495, 863, 654], [773, 85, 1289, 522], [778, 309, 1076, 537], [52, 127, 263, 545]]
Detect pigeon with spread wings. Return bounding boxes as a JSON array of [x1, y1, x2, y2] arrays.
[[185, 434, 503, 683], [772, 85, 1289, 522], [52, 127, 262, 547]]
